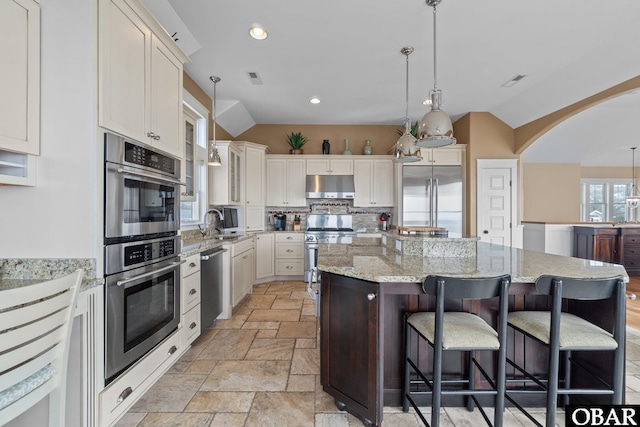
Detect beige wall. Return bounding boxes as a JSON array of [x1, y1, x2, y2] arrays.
[[522, 163, 581, 222], [236, 124, 402, 155]]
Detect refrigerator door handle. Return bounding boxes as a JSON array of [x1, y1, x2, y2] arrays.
[[434, 178, 439, 227], [427, 178, 433, 226]]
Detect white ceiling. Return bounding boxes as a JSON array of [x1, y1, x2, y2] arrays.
[[142, 0, 640, 166]]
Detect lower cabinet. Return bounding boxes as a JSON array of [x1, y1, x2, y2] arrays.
[[181, 253, 201, 347], [275, 232, 304, 275], [621, 227, 640, 276], [255, 233, 275, 279], [232, 238, 255, 307], [574, 226, 619, 264], [320, 273, 381, 426]]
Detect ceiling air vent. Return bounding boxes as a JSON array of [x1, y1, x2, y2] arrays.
[[247, 71, 263, 85], [501, 74, 527, 88]]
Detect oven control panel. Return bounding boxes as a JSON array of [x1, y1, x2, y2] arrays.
[[124, 141, 176, 175], [124, 239, 176, 267]]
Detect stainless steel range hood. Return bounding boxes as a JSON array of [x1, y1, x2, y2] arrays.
[[305, 175, 355, 199]]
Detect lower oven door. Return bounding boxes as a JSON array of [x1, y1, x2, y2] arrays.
[[105, 256, 183, 383]]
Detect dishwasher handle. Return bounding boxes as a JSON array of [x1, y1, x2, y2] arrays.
[[201, 248, 228, 261]]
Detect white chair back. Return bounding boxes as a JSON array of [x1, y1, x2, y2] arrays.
[[0, 269, 83, 427]]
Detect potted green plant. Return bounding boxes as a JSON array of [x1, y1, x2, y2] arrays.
[[396, 122, 418, 137], [286, 131, 308, 154]]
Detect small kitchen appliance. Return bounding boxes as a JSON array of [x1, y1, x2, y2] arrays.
[[274, 212, 287, 230]]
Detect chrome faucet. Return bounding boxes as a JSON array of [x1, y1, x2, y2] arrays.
[[206, 208, 225, 235]]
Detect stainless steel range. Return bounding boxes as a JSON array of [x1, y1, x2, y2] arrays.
[[305, 214, 356, 315]]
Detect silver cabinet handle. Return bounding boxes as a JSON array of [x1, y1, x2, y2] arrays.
[[286, 249, 293, 253], [628, 293, 637, 300], [243, 255, 248, 259], [117, 387, 133, 403], [189, 322, 197, 330], [287, 236, 293, 240], [189, 262, 196, 268], [367, 293, 376, 301], [168, 345, 178, 355], [189, 289, 197, 295], [146, 132, 156, 138], [286, 265, 293, 269]]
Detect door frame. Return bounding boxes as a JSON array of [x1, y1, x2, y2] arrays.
[[476, 159, 522, 248]]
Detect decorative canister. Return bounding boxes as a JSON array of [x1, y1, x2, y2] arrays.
[[342, 139, 352, 155], [322, 139, 330, 155], [363, 140, 372, 155]]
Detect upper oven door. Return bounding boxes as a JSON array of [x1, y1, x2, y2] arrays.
[[105, 162, 181, 241]]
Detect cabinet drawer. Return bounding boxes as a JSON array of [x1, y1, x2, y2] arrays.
[[182, 304, 201, 347], [181, 271, 200, 314], [626, 235, 640, 245], [181, 253, 201, 276], [275, 233, 304, 243], [276, 243, 304, 258], [275, 259, 304, 275], [232, 238, 254, 256], [99, 331, 181, 426]]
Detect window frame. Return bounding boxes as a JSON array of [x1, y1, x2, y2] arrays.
[[580, 178, 636, 223]]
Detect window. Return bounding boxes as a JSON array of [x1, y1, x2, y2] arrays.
[[180, 91, 208, 226], [580, 179, 635, 222]]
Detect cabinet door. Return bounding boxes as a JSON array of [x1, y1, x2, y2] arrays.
[[321, 273, 381, 426], [372, 159, 394, 206], [306, 159, 331, 175], [353, 160, 373, 207], [330, 159, 353, 175], [0, 0, 39, 155], [255, 234, 275, 278], [244, 248, 255, 297], [594, 233, 619, 264], [150, 35, 183, 157], [230, 148, 242, 204], [99, 0, 150, 144], [431, 148, 462, 165], [266, 158, 287, 206], [181, 111, 197, 201], [245, 147, 265, 205], [286, 159, 307, 206], [245, 205, 265, 231], [232, 254, 244, 307]]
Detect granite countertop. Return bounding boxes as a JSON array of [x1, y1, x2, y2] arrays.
[[317, 238, 629, 284], [0, 258, 103, 292]]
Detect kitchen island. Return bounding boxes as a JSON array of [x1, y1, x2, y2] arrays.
[[317, 233, 628, 426]]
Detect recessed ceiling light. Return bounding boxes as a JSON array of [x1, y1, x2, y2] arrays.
[[249, 26, 268, 40], [310, 97, 321, 104]]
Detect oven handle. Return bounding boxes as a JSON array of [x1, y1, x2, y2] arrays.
[[116, 260, 186, 287], [115, 166, 184, 186]]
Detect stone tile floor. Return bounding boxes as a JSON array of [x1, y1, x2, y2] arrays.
[[115, 280, 640, 426]]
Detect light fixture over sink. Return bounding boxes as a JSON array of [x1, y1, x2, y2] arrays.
[[208, 76, 222, 167], [416, 0, 457, 148], [627, 147, 640, 209]]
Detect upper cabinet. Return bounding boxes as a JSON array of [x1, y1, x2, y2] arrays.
[[0, 0, 39, 186], [98, 0, 188, 158], [353, 157, 394, 207], [266, 156, 307, 207], [306, 157, 353, 175], [236, 141, 268, 231], [208, 141, 242, 206], [415, 146, 464, 166]]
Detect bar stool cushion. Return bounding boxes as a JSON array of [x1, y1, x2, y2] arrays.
[[508, 311, 617, 349], [408, 312, 500, 350]]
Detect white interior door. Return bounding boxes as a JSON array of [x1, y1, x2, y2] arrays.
[[477, 159, 518, 247]]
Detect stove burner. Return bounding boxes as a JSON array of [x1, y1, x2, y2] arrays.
[[306, 227, 354, 232]]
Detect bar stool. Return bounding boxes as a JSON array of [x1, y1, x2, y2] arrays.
[[506, 275, 625, 427], [402, 274, 511, 427]]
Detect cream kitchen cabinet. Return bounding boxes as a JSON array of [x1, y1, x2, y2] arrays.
[[0, 0, 39, 185], [232, 238, 255, 307], [180, 253, 201, 347], [98, 0, 188, 158], [353, 157, 394, 207], [236, 141, 268, 231], [306, 157, 353, 175], [255, 233, 275, 279], [208, 141, 242, 206], [414, 146, 465, 166], [274, 233, 304, 276], [266, 156, 307, 206]]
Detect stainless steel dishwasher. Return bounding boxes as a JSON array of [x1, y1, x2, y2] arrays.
[[200, 246, 226, 329]]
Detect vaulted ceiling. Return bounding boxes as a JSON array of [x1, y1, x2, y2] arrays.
[[142, 0, 640, 166]]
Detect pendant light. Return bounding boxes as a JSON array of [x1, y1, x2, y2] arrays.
[[416, 0, 456, 148], [627, 147, 640, 208], [393, 47, 423, 163], [208, 75, 222, 166]]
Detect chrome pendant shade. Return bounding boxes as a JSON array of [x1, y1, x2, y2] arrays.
[[393, 47, 422, 163], [416, 0, 456, 148], [627, 147, 640, 209], [208, 75, 222, 166]]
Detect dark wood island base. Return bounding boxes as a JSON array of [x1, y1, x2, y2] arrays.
[[319, 259, 627, 425]]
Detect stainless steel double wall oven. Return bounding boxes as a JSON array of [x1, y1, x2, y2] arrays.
[[103, 132, 183, 384]]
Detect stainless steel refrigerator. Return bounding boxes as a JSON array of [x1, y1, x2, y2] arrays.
[[402, 165, 464, 237]]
